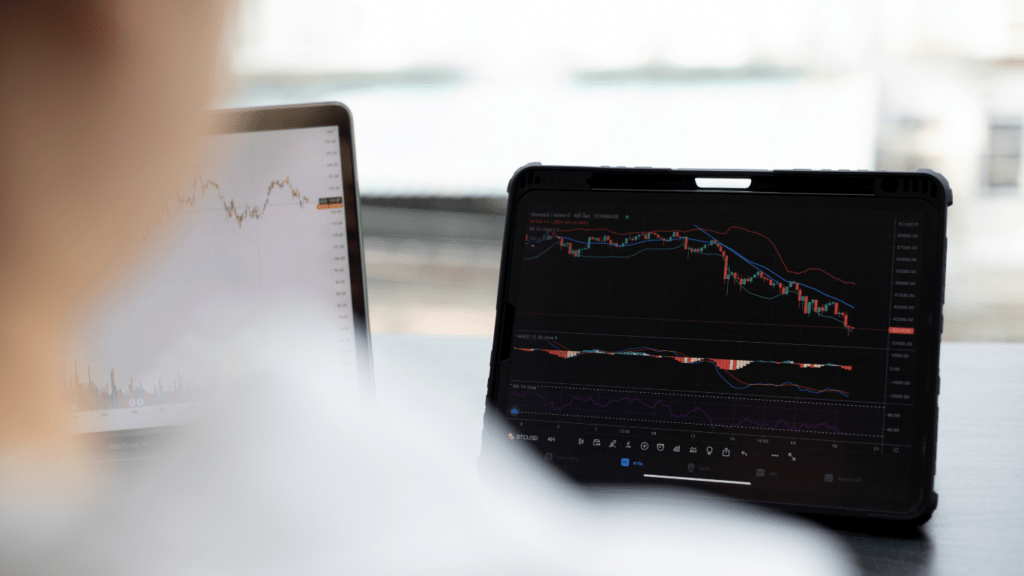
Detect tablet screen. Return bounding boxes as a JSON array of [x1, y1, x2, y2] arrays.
[[68, 121, 367, 439], [499, 189, 939, 514]]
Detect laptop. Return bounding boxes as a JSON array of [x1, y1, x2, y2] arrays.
[[66, 103, 372, 464]]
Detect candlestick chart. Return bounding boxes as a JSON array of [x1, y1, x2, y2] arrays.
[[523, 224, 855, 332]]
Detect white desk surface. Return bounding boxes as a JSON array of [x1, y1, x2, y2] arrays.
[[372, 335, 1024, 576]]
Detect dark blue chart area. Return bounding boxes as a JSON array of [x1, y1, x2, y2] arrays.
[[508, 384, 884, 438]]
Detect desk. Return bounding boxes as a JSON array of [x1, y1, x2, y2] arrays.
[[372, 336, 1024, 575]]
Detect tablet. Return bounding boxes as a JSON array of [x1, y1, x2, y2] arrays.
[[482, 165, 950, 523], [67, 103, 372, 453]]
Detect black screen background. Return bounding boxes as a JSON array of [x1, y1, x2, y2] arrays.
[[493, 189, 940, 516]]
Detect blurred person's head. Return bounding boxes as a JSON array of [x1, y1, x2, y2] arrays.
[[0, 1, 232, 455]]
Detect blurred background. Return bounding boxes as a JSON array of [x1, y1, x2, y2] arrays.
[[225, 0, 1024, 340]]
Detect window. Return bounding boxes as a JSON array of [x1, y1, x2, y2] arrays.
[[986, 119, 1022, 192], [227, 0, 1024, 341]]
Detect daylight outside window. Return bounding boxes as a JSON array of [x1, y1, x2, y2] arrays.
[[228, 0, 1024, 341]]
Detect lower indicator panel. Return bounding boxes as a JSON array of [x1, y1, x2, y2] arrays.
[[509, 384, 884, 439]]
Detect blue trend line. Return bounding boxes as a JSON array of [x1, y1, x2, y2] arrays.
[[523, 243, 558, 261], [694, 225, 853, 309], [526, 228, 853, 311]]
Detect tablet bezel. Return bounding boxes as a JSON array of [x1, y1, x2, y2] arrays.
[[483, 165, 949, 523]]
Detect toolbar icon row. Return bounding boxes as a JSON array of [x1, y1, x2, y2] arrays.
[[575, 439, 751, 459]]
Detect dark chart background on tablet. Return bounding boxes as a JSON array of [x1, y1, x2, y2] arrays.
[[500, 191, 930, 510]]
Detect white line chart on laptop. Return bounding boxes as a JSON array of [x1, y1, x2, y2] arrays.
[[67, 126, 359, 433]]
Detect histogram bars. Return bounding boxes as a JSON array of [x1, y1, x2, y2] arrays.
[[517, 341, 852, 396], [525, 224, 854, 332], [64, 363, 201, 412]]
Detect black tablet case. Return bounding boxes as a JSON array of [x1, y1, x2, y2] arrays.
[[483, 165, 951, 523]]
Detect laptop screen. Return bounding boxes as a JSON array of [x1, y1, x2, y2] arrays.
[[67, 115, 368, 443]]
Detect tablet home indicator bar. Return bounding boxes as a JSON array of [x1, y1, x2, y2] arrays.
[[644, 474, 751, 486]]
